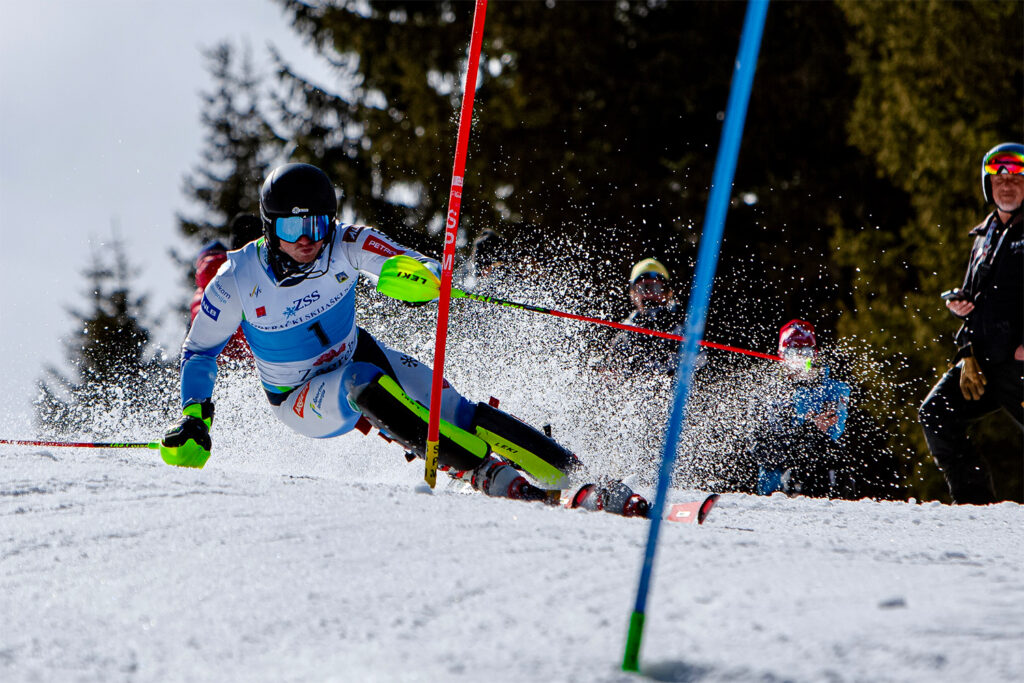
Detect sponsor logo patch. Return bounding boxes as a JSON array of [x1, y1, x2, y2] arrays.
[[256, 306, 267, 318], [284, 291, 321, 318], [335, 273, 349, 285], [213, 281, 232, 300], [246, 292, 345, 331], [362, 236, 404, 257], [314, 343, 347, 367], [292, 383, 311, 418], [201, 296, 220, 321], [311, 382, 326, 418], [342, 225, 365, 242]]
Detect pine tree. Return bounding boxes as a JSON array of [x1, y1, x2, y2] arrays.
[[35, 233, 176, 438], [269, 0, 893, 346], [179, 41, 283, 251]]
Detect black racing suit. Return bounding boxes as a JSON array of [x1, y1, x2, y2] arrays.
[[919, 210, 1024, 504]]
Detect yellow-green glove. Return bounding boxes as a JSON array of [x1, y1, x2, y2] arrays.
[[160, 400, 214, 468]]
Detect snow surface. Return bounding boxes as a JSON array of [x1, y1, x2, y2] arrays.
[[4, 283, 1021, 682], [3, 434, 1022, 682]]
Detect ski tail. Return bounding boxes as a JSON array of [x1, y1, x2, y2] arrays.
[[665, 493, 719, 524]]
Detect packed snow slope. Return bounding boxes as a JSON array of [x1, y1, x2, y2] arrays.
[[2, 436, 1021, 683], [5, 279, 1020, 681]]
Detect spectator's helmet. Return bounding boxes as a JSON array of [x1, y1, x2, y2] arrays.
[[778, 319, 817, 369], [197, 240, 228, 260], [981, 142, 1024, 204], [259, 163, 338, 281], [629, 258, 672, 307]]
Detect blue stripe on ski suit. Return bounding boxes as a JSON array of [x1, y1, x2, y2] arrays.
[[239, 286, 357, 364], [181, 347, 227, 405]]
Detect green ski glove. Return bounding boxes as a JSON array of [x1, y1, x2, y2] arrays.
[[160, 400, 214, 468]]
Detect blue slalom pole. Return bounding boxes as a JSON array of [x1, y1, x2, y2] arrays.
[[623, 0, 770, 671]]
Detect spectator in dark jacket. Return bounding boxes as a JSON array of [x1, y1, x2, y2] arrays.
[[919, 142, 1024, 504], [598, 258, 704, 376]]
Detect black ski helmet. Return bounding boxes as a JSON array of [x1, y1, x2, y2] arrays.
[[981, 142, 1024, 204], [259, 163, 338, 280]]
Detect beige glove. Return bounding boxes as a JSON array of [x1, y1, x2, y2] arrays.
[[810, 404, 839, 434], [959, 356, 986, 401]]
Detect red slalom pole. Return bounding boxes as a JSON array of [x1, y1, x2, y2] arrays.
[[425, 0, 488, 488], [0, 439, 158, 449]]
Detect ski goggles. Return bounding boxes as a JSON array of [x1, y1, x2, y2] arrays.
[[631, 275, 668, 296], [983, 150, 1024, 176], [273, 214, 331, 243], [781, 346, 815, 369]]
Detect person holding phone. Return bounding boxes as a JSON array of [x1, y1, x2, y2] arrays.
[[919, 143, 1024, 504]]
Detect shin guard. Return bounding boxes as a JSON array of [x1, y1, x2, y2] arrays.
[[470, 402, 582, 489], [348, 371, 487, 472]]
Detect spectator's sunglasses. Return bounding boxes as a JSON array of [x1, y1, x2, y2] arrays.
[[983, 151, 1024, 175], [632, 276, 668, 296], [274, 215, 331, 243], [781, 346, 815, 370]]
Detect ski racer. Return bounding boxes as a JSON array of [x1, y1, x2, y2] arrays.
[[748, 319, 854, 497], [160, 163, 649, 517], [919, 142, 1024, 504]]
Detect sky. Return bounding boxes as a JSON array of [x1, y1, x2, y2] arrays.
[[0, 0, 334, 433]]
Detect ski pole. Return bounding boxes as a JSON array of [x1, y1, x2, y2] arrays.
[[378, 255, 782, 363], [425, 0, 489, 488], [0, 439, 159, 449]]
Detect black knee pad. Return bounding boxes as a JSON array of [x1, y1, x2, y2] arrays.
[[470, 402, 582, 488], [349, 372, 487, 472]]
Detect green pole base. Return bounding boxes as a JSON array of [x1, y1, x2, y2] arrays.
[[622, 610, 645, 672]]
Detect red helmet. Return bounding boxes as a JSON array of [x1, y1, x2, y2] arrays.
[[778, 319, 817, 356]]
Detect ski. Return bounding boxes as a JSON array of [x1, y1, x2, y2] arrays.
[[558, 486, 718, 522], [664, 493, 719, 524], [445, 464, 718, 523]]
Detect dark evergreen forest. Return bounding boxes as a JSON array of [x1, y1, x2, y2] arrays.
[[43, 1, 1021, 502]]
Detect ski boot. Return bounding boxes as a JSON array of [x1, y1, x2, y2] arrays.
[[569, 481, 650, 518], [454, 455, 560, 504]]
